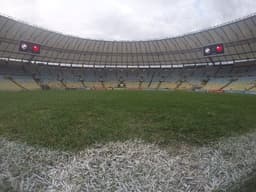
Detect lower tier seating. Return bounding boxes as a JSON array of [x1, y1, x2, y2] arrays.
[[0, 76, 22, 91], [1, 62, 256, 93]]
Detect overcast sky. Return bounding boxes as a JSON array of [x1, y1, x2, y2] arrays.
[[0, 0, 256, 41]]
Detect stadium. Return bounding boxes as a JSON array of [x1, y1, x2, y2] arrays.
[[0, 6, 256, 192], [1, 14, 256, 93]]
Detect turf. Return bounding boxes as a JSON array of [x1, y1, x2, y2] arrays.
[[0, 90, 256, 151]]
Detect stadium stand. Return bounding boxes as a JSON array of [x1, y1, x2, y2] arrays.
[[203, 78, 230, 91], [0, 76, 22, 91], [11, 76, 40, 90], [0, 14, 256, 93], [223, 77, 256, 91]]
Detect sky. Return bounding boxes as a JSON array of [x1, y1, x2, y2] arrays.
[[0, 0, 256, 41]]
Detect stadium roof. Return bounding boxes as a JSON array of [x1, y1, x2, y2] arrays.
[[0, 13, 256, 67]]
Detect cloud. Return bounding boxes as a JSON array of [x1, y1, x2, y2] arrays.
[[0, 0, 256, 40]]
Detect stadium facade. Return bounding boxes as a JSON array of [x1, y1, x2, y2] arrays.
[[0, 14, 256, 92]]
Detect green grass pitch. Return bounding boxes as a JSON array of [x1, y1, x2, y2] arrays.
[[0, 90, 256, 151]]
